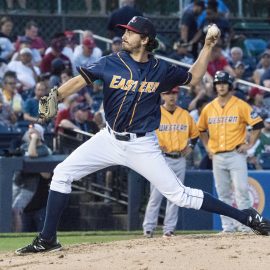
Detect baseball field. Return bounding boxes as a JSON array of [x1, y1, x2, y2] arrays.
[[0, 231, 270, 270]]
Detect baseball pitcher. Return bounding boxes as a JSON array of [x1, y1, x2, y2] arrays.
[[16, 18, 270, 255]]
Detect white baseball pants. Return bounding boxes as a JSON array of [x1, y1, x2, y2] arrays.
[[143, 156, 186, 234], [51, 128, 203, 210], [213, 151, 251, 232]]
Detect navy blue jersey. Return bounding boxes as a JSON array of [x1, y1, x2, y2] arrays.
[[77, 51, 191, 133]]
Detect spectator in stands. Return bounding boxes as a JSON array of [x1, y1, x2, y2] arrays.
[[23, 81, 47, 123], [1, 71, 23, 119], [200, 0, 232, 49], [84, 0, 106, 15], [197, 0, 230, 24], [58, 93, 78, 112], [247, 87, 270, 119], [73, 38, 101, 75], [169, 39, 194, 65], [252, 51, 270, 85], [179, 0, 205, 58], [74, 85, 93, 108], [54, 94, 79, 132], [207, 44, 235, 78], [64, 31, 77, 52], [0, 17, 14, 61], [5, 0, 26, 13], [0, 92, 16, 128], [40, 33, 72, 74], [233, 61, 250, 100], [49, 58, 66, 88], [45, 31, 75, 71], [107, 0, 142, 38], [73, 31, 102, 66], [0, 16, 14, 42], [12, 124, 52, 232], [58, 103, 99, 134], [39, 72, 51, 91], [254, 118, 270, 163], [8, 47, 40, 97], [15, 21, 46, 56], [229, 47, 243, 67], [12, 36, 42, 67], [103, 36, 122, 56], [229, 47, 254, 80], [88, 79, 104, 113], [60, 68, 73, 85]]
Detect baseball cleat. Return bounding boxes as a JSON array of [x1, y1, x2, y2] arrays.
[[15, 234, 62, 255], [163, 231, 175, 238], [243, 207, 270, 236], [144, 231, 153, 238]]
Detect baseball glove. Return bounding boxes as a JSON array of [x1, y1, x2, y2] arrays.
[[38, 86, 59, 121]]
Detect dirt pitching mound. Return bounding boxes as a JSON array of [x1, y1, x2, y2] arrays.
[[1, 233, 270, 270]]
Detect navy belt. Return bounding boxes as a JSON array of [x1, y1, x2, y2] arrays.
[[107, 127, 145, 141], [163, 152, 183, 159], [216, 145, 241, 154]]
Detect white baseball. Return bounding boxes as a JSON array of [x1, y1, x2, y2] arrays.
[[207, 24, 220, 37]]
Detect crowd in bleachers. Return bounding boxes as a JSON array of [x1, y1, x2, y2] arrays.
[[0, 0, 270, 172]]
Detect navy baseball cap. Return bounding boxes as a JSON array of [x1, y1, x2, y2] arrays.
[[116, 16, 156, 39]]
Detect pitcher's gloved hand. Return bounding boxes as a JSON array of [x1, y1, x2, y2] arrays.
[[38, 86, 59, 121]]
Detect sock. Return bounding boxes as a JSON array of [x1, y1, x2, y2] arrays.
[[201, 192, 248, 225], [41, 190, 69, 240]]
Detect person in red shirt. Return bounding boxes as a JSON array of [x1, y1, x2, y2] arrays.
[[40, 33, 72, 74], [15, 21, 47, 56], [207, 44, 235, 78], [54, 94, 79, 133]]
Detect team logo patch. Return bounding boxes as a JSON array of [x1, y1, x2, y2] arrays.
[[250, 110, 259, 119], [130, 17, 138, 24]]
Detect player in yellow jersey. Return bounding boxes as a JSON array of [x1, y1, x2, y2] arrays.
[[197, 71, 264, 233], [143, 87, 199, 238]]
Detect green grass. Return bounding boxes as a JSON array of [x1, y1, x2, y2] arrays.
[[0, 230, 215, 252]]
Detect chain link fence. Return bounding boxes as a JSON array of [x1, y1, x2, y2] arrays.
[[2, 13, 180, 51], [0, 0, 179, 15], [1, 0, 270, 17]]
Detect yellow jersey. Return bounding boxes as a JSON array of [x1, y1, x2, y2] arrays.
[[156, 106, 199, 153], [197, 95, 262, 153]]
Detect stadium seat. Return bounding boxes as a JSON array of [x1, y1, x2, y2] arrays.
[[244, 38, 267, 58]]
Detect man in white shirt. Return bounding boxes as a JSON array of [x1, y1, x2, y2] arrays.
[[7, 47, 40, 91], [73, 38, 101, 75]]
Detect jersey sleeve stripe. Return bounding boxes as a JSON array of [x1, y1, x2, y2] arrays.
[[182, 72, 192, 85], [78, 67, 93, 85], [153, 58, 159, 68]]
